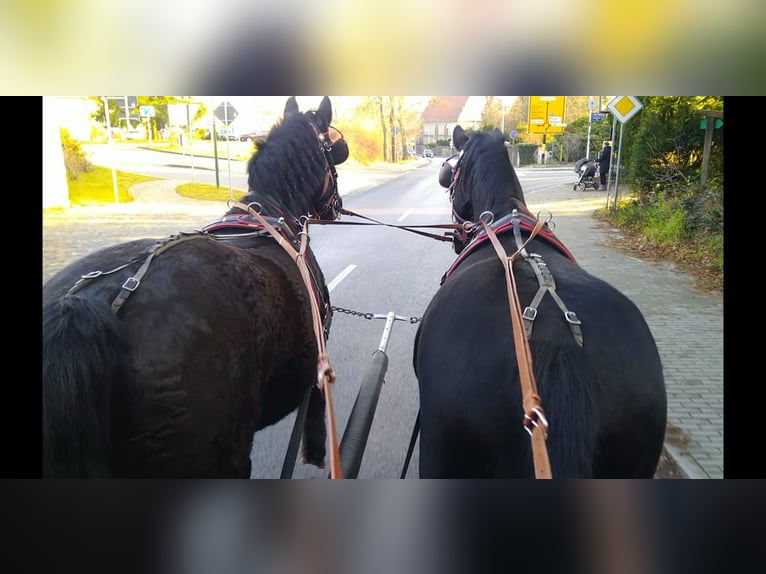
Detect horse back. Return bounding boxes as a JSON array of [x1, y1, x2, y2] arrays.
[[414, 237, 666, 478], [43, 235, 320, 477]]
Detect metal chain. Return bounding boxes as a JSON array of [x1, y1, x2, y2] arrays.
[[332, 305, 374, 320], [331, 305, 421, 324]]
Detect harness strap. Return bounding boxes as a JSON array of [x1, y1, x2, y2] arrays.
[[110, 232, 210, 315], [230, 200, 343, 480], [481, 217, 552, 479], [66, 232, 212, 315], [511, 213, 583, 347]]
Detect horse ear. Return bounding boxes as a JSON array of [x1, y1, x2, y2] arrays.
[[317, 96, 333, 128], [284, 96, 300, 119], [453, 125, 469, 151]]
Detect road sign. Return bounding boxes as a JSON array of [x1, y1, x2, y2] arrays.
[[215, 101, 238, 125], [528, 96, 566, 134], [510, 130, 518, 139], [139, 105, 155, 118], [391, 125, 400, 135], [607, 96, 643, 123], [591, 112, 604, 121], [699, 118, 723, 129]]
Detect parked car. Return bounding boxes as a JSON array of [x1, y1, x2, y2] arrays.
[[423, 148, 433, 158], [239, 130, 268, 143], [124, 126, 146, 140], [217, 129, 237, 141]]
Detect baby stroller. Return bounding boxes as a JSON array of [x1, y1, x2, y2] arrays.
[[573, 158, 600, 191]]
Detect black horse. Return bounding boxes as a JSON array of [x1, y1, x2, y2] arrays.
[[43, 96, 349, 477], [413, 126, 667, 478]]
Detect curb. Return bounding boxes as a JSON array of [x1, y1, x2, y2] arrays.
[[663, 442, 710, 479]]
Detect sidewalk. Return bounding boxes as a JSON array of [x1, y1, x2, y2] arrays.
[[527, 188, 723, 479]]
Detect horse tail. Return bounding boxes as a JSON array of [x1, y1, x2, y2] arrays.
[[42, 294, 126, 477], [533, 342, 601, 478]]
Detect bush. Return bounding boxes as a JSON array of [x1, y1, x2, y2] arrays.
[[679, 180, 724, 236], [517, 143, 538, 165], [645, 208, 687, 244], [61, 128, 92, 180]]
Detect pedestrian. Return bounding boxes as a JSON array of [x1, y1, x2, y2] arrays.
[[596, 140, 612, 188]]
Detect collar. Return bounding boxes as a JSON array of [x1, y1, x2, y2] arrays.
[[441, 208, 576, 284]]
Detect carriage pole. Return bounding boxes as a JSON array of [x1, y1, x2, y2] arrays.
[[336, 311, 401, 479]]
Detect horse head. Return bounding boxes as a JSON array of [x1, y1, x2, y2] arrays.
[[439, 125, 526, 253], [240, 96, 348, 225]]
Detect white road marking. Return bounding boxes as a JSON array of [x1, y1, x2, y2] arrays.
[[327, 264, 357, 292], [397, 208, 414, 222]]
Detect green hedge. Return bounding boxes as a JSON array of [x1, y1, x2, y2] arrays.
[[517, 143, 538, 165]]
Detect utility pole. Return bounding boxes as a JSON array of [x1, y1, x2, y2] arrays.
[[103, 96, 120, 203], [501, 97, 506, 135], [586, 97, 595, 159]]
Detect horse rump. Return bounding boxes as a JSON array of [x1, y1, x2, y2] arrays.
[[42, 294, 127, 478]]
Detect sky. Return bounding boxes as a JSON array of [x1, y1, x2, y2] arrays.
[[217, 97, 356, 130], [204, 97, 433, 132]]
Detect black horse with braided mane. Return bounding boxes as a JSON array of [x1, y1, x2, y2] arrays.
[[43, 96, 349, 477], [413, 126, 667, 478]]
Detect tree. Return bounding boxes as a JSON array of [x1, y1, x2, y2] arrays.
[[620, 96, 723, 200], [481, 97, 504, 130], [354, 96, 422, 163]]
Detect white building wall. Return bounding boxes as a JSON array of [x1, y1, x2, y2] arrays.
[[43, 97, 70, 209]]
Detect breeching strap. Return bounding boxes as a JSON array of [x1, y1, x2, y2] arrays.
[[231, 201, 343, 480], [481, 218, 553, 479]]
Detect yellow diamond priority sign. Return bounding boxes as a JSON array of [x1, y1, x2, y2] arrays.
[[607, 96, 643, 124]]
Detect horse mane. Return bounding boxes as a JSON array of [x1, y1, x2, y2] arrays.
[[236, 110, 326, 218], [457, 129, 526, 217]]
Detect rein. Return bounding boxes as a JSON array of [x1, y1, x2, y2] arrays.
[[307, 208, 460, 242], [479, 213, 553, 479], [229, 200, 343, 480]]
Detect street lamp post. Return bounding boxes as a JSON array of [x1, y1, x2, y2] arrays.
[[586, 97, 595, 159]]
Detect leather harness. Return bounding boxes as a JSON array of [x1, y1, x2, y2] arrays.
[[65, 214, 333, 340], [442, 208, 583, 348]]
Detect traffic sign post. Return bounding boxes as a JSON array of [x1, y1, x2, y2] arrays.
[[528, 97, 566, 164], [102, 96, 123, 203], [606, 96, 644, 210], [139, 106, 155, 142], [214, 101, 238, 126], [527, 96, 566, 135], [213, 101, 238, 198], [606, 96, 643, 124], [696, 110, 723, 186]]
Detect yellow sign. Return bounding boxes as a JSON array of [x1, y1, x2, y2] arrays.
[[527, 96, 566, 134], [607, 96, 643, 123]]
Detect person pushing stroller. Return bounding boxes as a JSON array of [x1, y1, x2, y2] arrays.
[[573, 157, 600, 191], [595, 140, 612, 189]]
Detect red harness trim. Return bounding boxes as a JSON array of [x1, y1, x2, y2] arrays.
[[201, 214, 281, 234], [442, 209, 576, 283]]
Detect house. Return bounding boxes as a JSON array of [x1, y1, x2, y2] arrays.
[[418, 96, 485, 152]]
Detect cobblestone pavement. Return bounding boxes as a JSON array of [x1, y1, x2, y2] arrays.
[[42, 173, 724, 479], [525, 191, 723, 479]]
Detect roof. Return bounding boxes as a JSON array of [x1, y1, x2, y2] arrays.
[[421, 96, 470, 122]]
